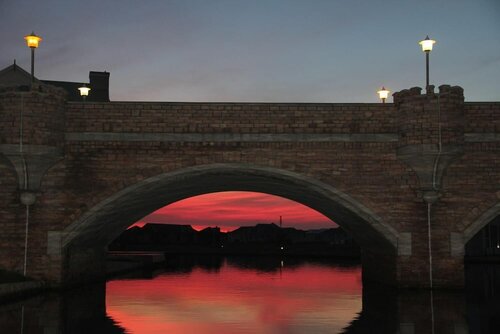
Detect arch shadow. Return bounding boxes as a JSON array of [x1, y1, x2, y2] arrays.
[[59, 164, 399, 285], [463, 202, 500, 244]]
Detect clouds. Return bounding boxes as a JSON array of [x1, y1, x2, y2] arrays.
[[2, 0, 499, 102], [138, 191, 334, 231]]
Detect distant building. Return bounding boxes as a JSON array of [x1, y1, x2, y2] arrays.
[[141, 224, 197, 244], [0, 61, 110, 102], [197, 227, 222, 246], [109, 224, 198, 250], [305, 228, 356, 245], [225, 223, 355, 245], [109, 223, 359, 254], [227, 223, 284, 243]]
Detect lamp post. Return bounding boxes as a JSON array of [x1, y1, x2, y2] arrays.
[[24, 32, 42, 85], [419, 35, 436, 92], [78, 84, 91, 102], [377, 86, 390, 103]]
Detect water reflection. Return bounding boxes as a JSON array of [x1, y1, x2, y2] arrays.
[[465, 263, 500, 333], [0, 284, 125, 334], [0, 258, 498, 334], [107, 256, 363, 333]]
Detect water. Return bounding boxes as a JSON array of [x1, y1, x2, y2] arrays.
[[108, 257, 362, 333], [0, 256, 499, 333]]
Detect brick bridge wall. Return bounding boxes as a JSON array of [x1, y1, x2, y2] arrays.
[[0, 84, 498, 288]]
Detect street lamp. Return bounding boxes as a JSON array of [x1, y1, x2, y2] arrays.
[[78, 84, 91, 102], [377, 86, 390, 103], [24, 32, 42, 85], [419, 35, 436, 92]]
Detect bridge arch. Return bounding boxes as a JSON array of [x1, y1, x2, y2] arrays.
[[463, 202, 500, 244], [59, 163, 399, 285]]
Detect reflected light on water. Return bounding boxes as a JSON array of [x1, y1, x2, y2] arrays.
[[106, 261, 362, 334], [0, 261, 495, 333]]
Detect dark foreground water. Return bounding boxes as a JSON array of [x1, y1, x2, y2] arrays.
[[0, 256, 499, 333]]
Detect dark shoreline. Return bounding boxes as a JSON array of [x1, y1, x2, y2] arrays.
[[111, 242, 361, 258]]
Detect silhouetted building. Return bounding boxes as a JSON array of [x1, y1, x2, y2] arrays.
[[109, 223, 360, 257], [197, 226, 222, 246], [305, 227, 356, 245], [0, 61, 110, 101], [228, 223, 284, 243], [227, 224, 355, 245], [0, 61, 36, 86], [109, 224, 198, 250]]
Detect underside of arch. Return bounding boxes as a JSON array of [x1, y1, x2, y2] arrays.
[[62, 164, 399, 255]]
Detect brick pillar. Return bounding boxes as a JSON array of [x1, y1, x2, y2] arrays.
[[394, 85, 465, 288], [398, 290, 468, 332], [62, 246, 107, 286], [0, 84, 66, 277]]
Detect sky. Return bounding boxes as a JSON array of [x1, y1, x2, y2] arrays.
[[1, 0, 499, 103], [2, 1, 499, 230], [136, 191, 335, 232]]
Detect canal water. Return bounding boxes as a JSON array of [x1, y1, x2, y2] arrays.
[[0, 256, 498, 333]]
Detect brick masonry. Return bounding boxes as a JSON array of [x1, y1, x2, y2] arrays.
[[0, 83, 498, 288]]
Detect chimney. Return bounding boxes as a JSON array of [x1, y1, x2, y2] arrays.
[[89, 71, 110, 102]]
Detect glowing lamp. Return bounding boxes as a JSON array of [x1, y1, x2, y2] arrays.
[[24, 32, 42, 49], [78, 84, 91, 102], [78, 85, 91, 97], [419, 35, 436, 53], [24, 32, 42, 85], [419, 35, 436, 91], [377, 87, 390, 103]]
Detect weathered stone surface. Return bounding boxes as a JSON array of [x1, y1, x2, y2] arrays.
[[0, 84, 498, 288]]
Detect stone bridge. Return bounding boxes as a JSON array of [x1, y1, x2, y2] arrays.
[[0, 83, 498, 288]]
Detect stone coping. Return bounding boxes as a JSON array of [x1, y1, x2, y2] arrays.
[[0, 281, 44, 300]]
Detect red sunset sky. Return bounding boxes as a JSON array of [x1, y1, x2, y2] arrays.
[[135, 191, 336, 232]]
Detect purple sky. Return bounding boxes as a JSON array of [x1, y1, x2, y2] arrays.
[[2, 1, 499, 229], [1, 0, 499, 103]]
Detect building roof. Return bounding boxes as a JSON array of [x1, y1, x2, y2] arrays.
[[42, 79, 85, 101], [0, 61, 39, 87], [0, 62, 110, 102]]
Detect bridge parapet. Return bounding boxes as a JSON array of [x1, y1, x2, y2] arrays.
[[65, 102, 397, 135]]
